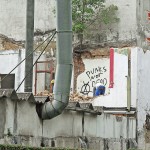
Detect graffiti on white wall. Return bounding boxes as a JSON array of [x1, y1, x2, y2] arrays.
[[86, 66, 107, 87], [77, 59, 109, 96]]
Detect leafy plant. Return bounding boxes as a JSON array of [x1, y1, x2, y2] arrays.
[[0, 144, 76, 150], [52, 0, 119, 47], [72, 0, 119, 48], [100, 4, 119, 25], [72, 0, 104, 33], [72, 0, 104, 46]]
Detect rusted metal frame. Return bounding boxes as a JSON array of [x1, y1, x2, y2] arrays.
[[34, 60, 54, 95]]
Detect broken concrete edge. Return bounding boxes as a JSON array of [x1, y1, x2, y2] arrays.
[[0, 144, 75, 150], [0, 29, 56, 51], [17, 93, 36, 103], [0, 135, 138, 149], [0, 89, 136, 116], [0, 89, 36, 103], [0, 89, 18, 100], [0, 34, 24, 50], [73, 39, 136, 53]]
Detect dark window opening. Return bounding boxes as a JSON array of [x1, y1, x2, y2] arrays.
[[0, 74, 15, 89]]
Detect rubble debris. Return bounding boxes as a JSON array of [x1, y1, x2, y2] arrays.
[[0, 34, 23, 50], [36, 91, 93, 102], [36, 90, 53, 97], [69, 93, 93, 102]]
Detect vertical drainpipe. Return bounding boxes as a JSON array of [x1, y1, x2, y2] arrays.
[[25, 0, 34, 92], [38, 0, 72, 119]]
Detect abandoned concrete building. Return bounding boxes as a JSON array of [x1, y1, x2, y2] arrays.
[[0, 0, 150, 150]]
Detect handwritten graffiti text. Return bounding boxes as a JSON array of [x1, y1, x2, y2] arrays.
[[86, 66, 107, 81]]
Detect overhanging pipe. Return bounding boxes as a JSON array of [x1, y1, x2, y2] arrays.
[[37, 0, 72, 119]]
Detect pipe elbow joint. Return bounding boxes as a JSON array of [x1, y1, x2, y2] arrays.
[[37, 94, 69, 120]]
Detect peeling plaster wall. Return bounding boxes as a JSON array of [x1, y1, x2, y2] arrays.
[[75, 47, 138, 108], [77, 58, 110, 97], [0, 0, 137, 45], [105, 0, 137, 43], [74, 49, 110, 95], [0, 0, 56, 41], [137, 0, 150, 50], [135, 48, 150, 149], [83, 0, 137, 46], [75, 48, 129, 107]]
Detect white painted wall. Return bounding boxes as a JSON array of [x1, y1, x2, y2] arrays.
[[134, 48, 150, 149], [1, 47, 139, 109], [0, 50, 46, 93], [77, 58, 110, 97], [76, 48, 139, 108], [0, 50, 25, 92], [105, 0, 137, 42], [92, 49, 128, 107], [0, 0, 137, 43], [0, 0, 56, 41], [135, 48, 150, 130], [131, 48, 138, 108]]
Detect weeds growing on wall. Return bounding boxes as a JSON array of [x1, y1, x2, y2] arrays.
[[0, 144, 76, 150], [53, 0, 119, 47]]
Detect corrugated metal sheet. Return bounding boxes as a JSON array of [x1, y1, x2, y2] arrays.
[[0, 89, 136, 115]]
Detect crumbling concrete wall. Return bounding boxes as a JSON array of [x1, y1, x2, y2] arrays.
[[0, 89, 136, 149], [74, 48, 110, 97], [137, 0, 150, 50], [0, 0, 56, 41], [0, 35, 23, 50], [77, 0, 137, 47], [105, 0, 137, 44], [74, 47, 136, 108], [135, 48, 150, 150], [0, 0, 137, 47]]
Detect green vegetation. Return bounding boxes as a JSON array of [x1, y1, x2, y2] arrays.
[[53, 0, 119, 46], [72, 0, 104, 34], [100, 5, 119, 25], [0, 144, 76, 150], [72, 0, 104, 46], [72, 0, 119, 46]]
